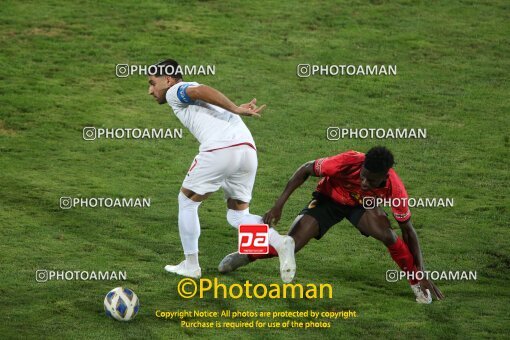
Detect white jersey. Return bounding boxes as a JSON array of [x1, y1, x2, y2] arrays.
[[166, 82, 256, 152]]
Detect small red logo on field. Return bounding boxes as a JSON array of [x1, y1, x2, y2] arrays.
[[238, 224, 269, 254]]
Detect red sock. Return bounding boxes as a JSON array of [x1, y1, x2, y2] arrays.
[[387, 237, 419, 285], [248, 245, 278, 262]]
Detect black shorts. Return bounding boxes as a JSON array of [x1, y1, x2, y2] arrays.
[[299, 192, 367, 240]]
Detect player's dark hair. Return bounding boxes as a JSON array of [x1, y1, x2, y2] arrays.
[[152, 58, 183, 79], [364, 146, 394, 174]]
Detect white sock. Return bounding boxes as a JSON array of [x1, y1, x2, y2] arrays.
[[185, 252, 199, 268], [226, 208, 284, 247], [178, 192, 201, 267], [268, 228, 284, 248]]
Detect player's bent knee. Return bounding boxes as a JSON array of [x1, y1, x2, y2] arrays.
[[289, 215, 320, 252], [382, 228, 398, 246], [178, 192, 202, 210], [180, 188, 210, 202], [226, 198, 249, 210], [367, 206, 389, 218], [364, 208, 391, 227], [373, 207, 387, 217]]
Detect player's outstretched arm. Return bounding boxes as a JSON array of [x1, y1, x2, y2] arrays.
[[399, 220, 424, 271], [186, 85, 265, 117], [263, 161, 316, 225], [399, 220, 445, 300]]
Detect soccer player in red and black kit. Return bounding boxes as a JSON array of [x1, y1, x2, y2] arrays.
[[218, 146, 444, 304]]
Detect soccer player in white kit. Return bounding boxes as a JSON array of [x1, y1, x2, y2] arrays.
[[148, 59, 296, 282]]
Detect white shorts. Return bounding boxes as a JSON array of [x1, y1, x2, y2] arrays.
[[182, 144, 257, 202]]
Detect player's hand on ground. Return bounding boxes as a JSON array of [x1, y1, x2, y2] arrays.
[[420, 278, 445, 301], [236, 98, 266, 117], [263, 205, 283, 225]]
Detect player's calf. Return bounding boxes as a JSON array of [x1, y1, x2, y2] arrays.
[[165, 192, 203, 278]]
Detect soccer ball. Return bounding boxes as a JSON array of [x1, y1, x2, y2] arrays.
[[104, 287, 140, 321]]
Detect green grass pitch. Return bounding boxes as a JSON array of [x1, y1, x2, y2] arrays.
[[0, 0, 509, 338]]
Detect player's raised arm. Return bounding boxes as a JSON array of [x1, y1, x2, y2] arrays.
[[185, 85, 266, 117], [263, 161, 316, 225]]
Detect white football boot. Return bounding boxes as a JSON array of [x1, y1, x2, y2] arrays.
[[164, 260, 201, 279], [411, 283, 432, 304], [218, 252, 250, 273], [274, 236, 296, 283]]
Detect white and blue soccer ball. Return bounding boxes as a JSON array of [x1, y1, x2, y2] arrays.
[[104, 287, 140, 321]]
